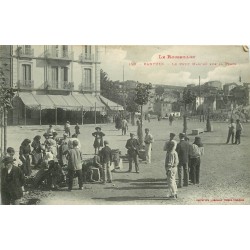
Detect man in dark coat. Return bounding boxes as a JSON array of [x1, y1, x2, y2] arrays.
[[100, 140, 113, 183], [176, 133, 190, 188], [125, 133, 140, 173], [1, 157, 25, 205]]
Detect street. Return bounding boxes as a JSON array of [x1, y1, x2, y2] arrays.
[[5, 118, 250, 205]]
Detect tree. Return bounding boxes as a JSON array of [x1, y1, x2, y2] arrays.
[[0, 67, 17, 156], [134, 82, 152, 146], [126, 91, 139, 126], [155, 85, 164, 96], [100, 69, 123, 106], [206, 108, 212, 132], [180, 88, 196, 134]]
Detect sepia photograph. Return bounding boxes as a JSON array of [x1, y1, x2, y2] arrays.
[[1, 45, 249, 205]]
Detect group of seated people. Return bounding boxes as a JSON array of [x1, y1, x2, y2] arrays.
[[4, 127, 113, 191]]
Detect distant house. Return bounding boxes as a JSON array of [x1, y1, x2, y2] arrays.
[[223, 83, 238, 96]]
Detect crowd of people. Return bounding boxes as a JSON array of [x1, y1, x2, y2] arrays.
[[163, 132, 205, 199], [226, 118, 243, 144], [0, 121, 117, 204], [1, 114, 209, 204]]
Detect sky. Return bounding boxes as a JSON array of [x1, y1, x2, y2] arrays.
[[99, 45, 250, 87]]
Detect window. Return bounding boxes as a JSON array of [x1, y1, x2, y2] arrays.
[[62, 45, 68, 57], [22, 64, 31, 85], [52, 67, 59, 88], [85, 45, 91, 54], [24, 45, 31, 54], [62, 67, 68, 82], [84, 68, 91, 88], [85, 45, 91, 60]]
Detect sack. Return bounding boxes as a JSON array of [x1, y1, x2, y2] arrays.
[[191, 144, 200, 158]]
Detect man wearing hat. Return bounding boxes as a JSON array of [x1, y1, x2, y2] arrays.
[[67, 140, 83, 191], [92, 127, 105, 155], [176, 133, 190, 188], [125, 133, 140, 173], [99, 140, 113, 183], [1, 157, 25, 205]]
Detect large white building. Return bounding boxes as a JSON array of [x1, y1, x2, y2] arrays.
[[0, 45, 122, 125]]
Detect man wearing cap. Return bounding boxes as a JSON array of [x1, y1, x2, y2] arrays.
[[125, 133, 140, 173], [144, 128, 154, 164], [67, 140, 83, 191], [1, 157, 25, 205], [99, 140, 113, 183], [176, 133, 190, 188]]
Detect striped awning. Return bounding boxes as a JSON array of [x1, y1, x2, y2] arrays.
[[17, 93, 121, 112]]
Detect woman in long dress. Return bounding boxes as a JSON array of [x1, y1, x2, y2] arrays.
[[31, 135, 43, 167], [19, 139, 32, 176]]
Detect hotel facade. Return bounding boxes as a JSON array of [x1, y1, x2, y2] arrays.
[[0, 45, 122, 125]]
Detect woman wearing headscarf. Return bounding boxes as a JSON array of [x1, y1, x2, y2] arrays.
[[165, 140, 179, 199], [92, 127, 105, 155], [19, 139, 32, 176], [31, 135, 43, 167]]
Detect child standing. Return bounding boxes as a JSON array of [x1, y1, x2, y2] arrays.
[[100, 140, 113, 184], [75, 123, 80, 136]]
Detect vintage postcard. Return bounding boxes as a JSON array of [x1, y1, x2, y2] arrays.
[[0, 45, 249, 205]]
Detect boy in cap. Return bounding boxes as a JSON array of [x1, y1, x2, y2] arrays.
[[1, 157, 25, 205], [125, 133, 140, 173], [99, 140, 113, 183]]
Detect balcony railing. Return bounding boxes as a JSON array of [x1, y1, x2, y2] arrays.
[[44, 49, 74, 60], [44, 81, 74, 90], [17, 80, 34, 89], [17, 46, 34, 58], [79, 84, 94, 92], [79, 53, 95, 63]]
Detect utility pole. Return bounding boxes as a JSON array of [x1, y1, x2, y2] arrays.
[[199, 76, 202, 122], [123, 65, 124, 82]]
